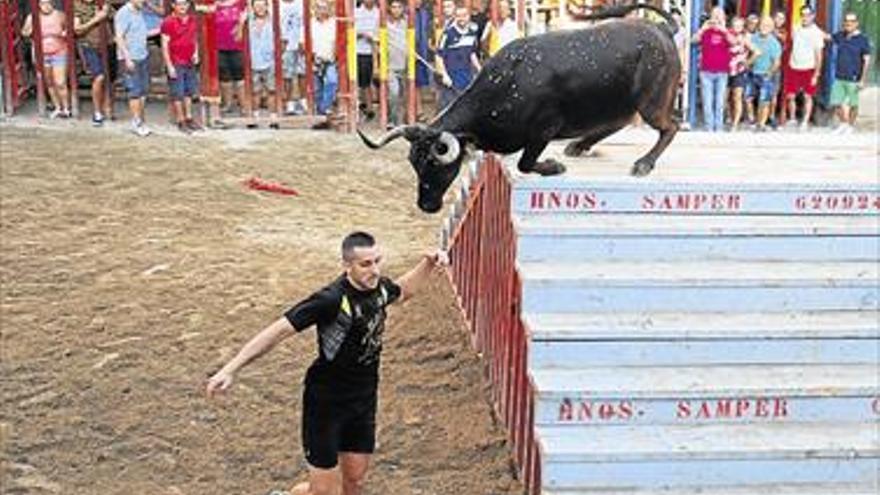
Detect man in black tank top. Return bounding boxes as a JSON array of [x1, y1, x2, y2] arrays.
[[206, 231, 446, 495]]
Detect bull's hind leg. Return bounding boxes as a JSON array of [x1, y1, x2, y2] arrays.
[[563, 119, 630, 158], [518, 140, 566, 176], [632, 64, 680, 176]]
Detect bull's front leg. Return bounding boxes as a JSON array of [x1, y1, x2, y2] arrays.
[[518, 140, 566, 176]]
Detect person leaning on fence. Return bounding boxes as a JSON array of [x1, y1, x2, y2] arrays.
[[748, 15, 782, 132], [160, 0, 202, 134], [74, 0, 115, 126], [355, 0, 380, 121], [248, 0, 278, 121], [386, 0, 407, 127], [115, 0, 152, 137], [280, 0, 307, 115], [692, 6, 735, 132], [412, 0, 432, 120], [828, 12, 872, 134], [783, 4, 826, 132], [304, 0, 337, 117], [212, 0, 248, 121], [436, 4, 481, 113], [21, 0, 72, 119], [205, 231, 447, 495]]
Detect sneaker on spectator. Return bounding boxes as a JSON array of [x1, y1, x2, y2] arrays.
[[49, 108, 65, 119], [798, 121, 809, 132], [833, 123, 854, 135], [185, 119, 204, 132], [177, 122, 193, 134], [285, 100, 297, 115], [131, 120, 152, 137], [92, 113, 105, 127], [298, 99, 308, 114]]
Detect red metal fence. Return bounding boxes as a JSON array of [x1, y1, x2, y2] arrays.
[[445, 154, 540, 494]]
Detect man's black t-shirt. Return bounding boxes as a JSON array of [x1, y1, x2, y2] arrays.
[[285, 274, 402, 397]]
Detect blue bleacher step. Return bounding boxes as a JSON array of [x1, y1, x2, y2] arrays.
[[514, 214, 880, 262], [523, 311, 880, 367], [541, 483, 879, 495], [537, 423, 879, 490], [531, 364, 879, 425], [518, 261, 879, 313]]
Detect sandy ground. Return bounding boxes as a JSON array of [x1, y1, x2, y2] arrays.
[[0, 122, 522, 495]]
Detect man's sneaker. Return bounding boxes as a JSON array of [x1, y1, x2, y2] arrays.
[[92, 113, 105, 127], [285, 100, 297, 115], [177, 122, 193, 134], [798, 121, 809, 132], [833, 123, 854, 135], [298, 99, 308, 114], [185, 119, 204, 132], [49, 109, 65, 119], [131, 120, 152, 137]]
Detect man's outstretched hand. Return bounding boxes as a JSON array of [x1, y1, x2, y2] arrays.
[[205, 369, 234, 399]]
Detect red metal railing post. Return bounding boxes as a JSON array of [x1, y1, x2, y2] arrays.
[[516, 0, 524, 36], [301, 0, 314, 114], [240, 0, 254, 118], [377, 0, 388, 129], [197, 0, 221, 123], [63, 0, 77, 117], [271, 0, 283, 118], [29, 0, 47, 115], [1, 1, 15, 114], [95, 0, 112, 118]]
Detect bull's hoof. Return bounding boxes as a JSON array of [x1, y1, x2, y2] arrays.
[[533, 159, 567, 176], [563, 142, 585, 157], [630, 159, 655, 177]]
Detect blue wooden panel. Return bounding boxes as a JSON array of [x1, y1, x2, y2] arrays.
[[528, 338, 880, 368], [517, 235, 880, 262], [521, 285, 880, 313], [513, 184, 880, 216], [534, 396, 880, 426], [542, 458, 880, 490]]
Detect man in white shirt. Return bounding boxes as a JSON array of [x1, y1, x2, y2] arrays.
[[304, 0, 337, 115], [355, 0, 379, 119], [783, 4, 826, 130]]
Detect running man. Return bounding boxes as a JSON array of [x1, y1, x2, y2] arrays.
[[206, 231, 447, 495]]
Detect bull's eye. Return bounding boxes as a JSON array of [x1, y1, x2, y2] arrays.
[[430, 132, 461, 166]]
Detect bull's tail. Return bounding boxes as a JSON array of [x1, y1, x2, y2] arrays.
[[572, 3, 678, 36]]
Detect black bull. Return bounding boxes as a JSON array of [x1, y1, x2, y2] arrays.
[[359, 4, 681, 213]]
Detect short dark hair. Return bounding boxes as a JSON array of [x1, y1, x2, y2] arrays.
[[342, 231, 376, 261]]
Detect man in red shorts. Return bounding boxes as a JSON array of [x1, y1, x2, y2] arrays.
[[783, 4, 826, 131]]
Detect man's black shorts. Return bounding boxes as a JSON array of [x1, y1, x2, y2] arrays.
[[357, 54, 374, 89], [218, 50, 244, 82], [301, 383, 377, 469]]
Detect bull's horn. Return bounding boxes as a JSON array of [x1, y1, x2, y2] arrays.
[[432, 131, 461, 165], [357, 125, 415, 149]]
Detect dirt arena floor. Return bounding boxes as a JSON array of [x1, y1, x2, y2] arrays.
[[0, 123, 522, 495]]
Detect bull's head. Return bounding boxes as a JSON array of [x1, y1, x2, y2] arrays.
[[358, 125, 465, 213]]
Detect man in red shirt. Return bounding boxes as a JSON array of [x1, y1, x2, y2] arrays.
[[160, 0, 201, 133]]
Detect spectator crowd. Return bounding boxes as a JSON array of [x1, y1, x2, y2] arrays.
[[692, 4, 872, 133], [17, 0, 873, 137]]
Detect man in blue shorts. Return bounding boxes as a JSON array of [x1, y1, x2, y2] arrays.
[[161, 0, 201, 133], [206, 232, 447, 495], [749, 15, 782, 132], [115, 0, 152, 137], [75, 0, 114, 126]]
